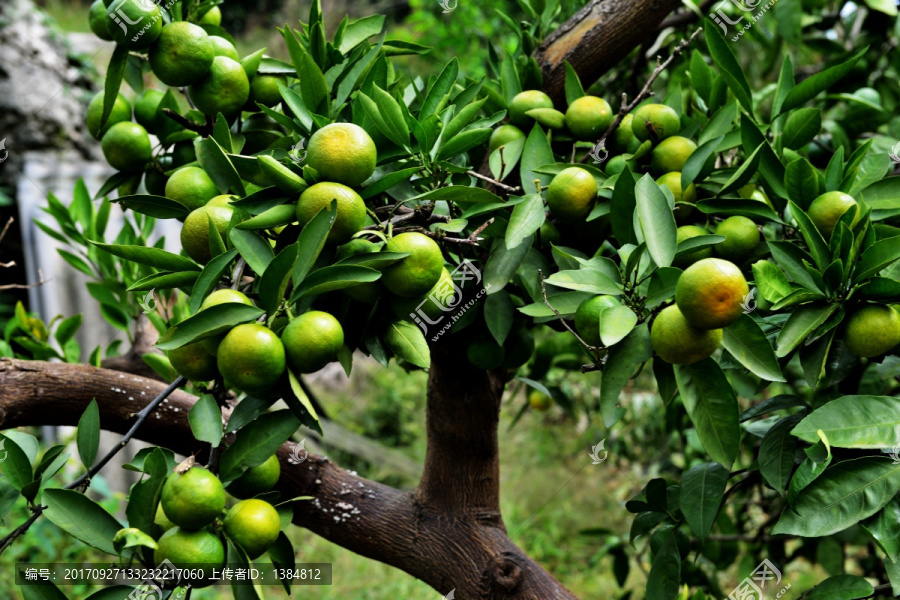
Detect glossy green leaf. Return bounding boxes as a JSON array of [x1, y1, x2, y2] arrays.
[[189, 394, 223, 448], [505, 193, 545, 250], [196, 137, 245, 196], [777, 47, 868, 116], [704, 25, 753, 114], [775, 303, 837, 357], [259, 243, 300, 314], [520, 124, 554, 194], [598, 305, 637, 347], [484, 291, 514, 345], [805, 575, 873, 600], [90, 242, 200, 272], [229, 228, 275, 276], [792, 395, 900, 448], [679, 462, 728, 544], [545, 269, 622, 295], [114, 194, 190, 220], [645, 534, 681, 600], [385, 320, 431, 369], [600, 324, 652, 427], [219, 410, 301, 483], [674, 359, 740, 468], [76, 399, 100, 469], [782, 108, 822, 150], [772, 457, 900, 536], [188, 249, 239, 313], [635, 174, 677, 268], [0, 434, 33, 492], [759, 414, 802, 491], [291, 265, 380, 302], [784, 158, 820, 211], [484, 235, 532, 294], [43, 489, 121, 555], [722, 314, 786, 382], [156, 304, 264, 351]]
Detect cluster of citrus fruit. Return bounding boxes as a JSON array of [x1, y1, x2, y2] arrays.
[[153, 459, 281, 584]]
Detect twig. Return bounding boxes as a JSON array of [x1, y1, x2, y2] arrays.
[[538, 270, 599, 361], [580, 27, 704, 163], [0, 217, 13, 246], [162, 109, 211, 136], [0, 376, 185, 554], [0, 269, 48, 290], [466, 170, 521, 194], [468, 218, 494, 241]]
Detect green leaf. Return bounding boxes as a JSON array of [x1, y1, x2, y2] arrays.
[[788, 201, 831, 270], [564, 61, 585, 105], [775, 303, 838, 357], [610, 167, 638, 245], [722, 314, 786, 382], [156, 304, 264, 351], [43, 488, 121, 555], [293, 201, 336, 284], [698, 102, 737, 146], [337, 14, 385, 52], [438, 128, 491, 160], [784, 158, 820, 211], [505, 193, 545, 250], [499, 50, 522, 104], [704, 25, 754, 114], [286, 370, 321, 429], [124, 447, 168, 535], [682, 136, 723, 187], [229, 228, 275, 276], [299, 51, 330, 114], [489, 137, 525, 182], [20, 580, 68, 600], [635, 174, 677, 268], [76, 399, 100, 470], [112, 527, 158, 553], [805, 575, 873, 600], [600, 324, 652, 427], [219, 410, 301, 483], [645, 534, 681, 600], [864, 0, 899, 14], [127, 270, 199, 292], [484, 291, 514, 346], [773, 457, 900, 536], [777, 47, 868, 116], [855, 236, 900, 282], [385, 321, 431, 369], [101, 46, 128, 129], [361, 167, 423, 200], [413, 185, 503, 204], [188, 249, 238, 313], [598, 305, 637, 347], [114, 194, 190, 220], [189, 394, 223, 448], [291, 265, 380, 302], [359, 87, 409, 148], [679, 462, 727, 545], [259, 243, 300, 314], [759, 414, 802, 491], [545, 269, 622, 295], [782, 108, 822, 149], [484, 235, 532, 294], [0, 434, 33, 491], [90, 242, 200, 272], [792, 395, 900, 448], [196, 137, 245, 196], [674, 359, 740, 468], [520, 124, 554, 194], [861, 497, 900, 562], [421, 58, 458, 118]]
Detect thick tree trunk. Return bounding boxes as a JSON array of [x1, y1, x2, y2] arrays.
[[535, 0, 684, 104], [0, 357, 577, 599]]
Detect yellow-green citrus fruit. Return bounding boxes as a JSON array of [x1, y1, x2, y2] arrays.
[[165, 167, 219, 211], [180, 204, 234, 264], [133, 89, 166, 133], [611, 114, 640, 153], [675, 258, 749, 330], [674, 225, 712, 269], [546, 167, 598, 223], [223, 499, 281, 559], [381, 232, 444, 298], [538, 221, 561, 248], [154, 527, 224, 587], [808, 191, 859, 239], [189, 56, 250, 120], [656, 172, 697, 204], [208, 35, 240, 61], [226, 454, 281, 499], [168, 341, 217, 381], [393, 267, 454, 321], [296, 182, 366, 245], [528, 390, 552, 411], [101, 122, 152, 172], [249, 75, 286, 108], [489, 124, 526, 154], [106, 0, 162, 50], [217, 324, 286, 394], [89, 0, 113, 41], [282, 311, 344, 374], [574, 295, 620, 346], [605, 155, 627, 175], [651, 136, 697, 174], [631, 103, 681, 142], [466, 337, 505, 370], [715, 216, 760, 261], [86, 91, 132, 140], [651, 305, 722, 365], [199, 5, 222, 25], [844, 305, 900, 357], [154, 503, 176, 534], [161, 467, 226, 530], [199, 289, 254, 355], [306, 123, 377, 187], [565, 96, 613, 141], [149, 22, 214, 87], [508, 90, 554, 127]]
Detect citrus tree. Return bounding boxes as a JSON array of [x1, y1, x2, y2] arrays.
[[3, 0, 900, 598]]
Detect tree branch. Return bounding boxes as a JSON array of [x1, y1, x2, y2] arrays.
[[534, 0, 684, 104], [0, 359, 578, 599]]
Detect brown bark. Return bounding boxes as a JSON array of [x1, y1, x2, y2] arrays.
[[535, 0, 684, 104], [0, 358, 577, 599]]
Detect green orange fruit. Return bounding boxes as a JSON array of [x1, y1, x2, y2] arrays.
[[226, 454, 281, 499], [651, 136, 697, 174], [381, 232, 444, 298], [675, 258, 749, 330], [189, 56, 250, 120], [165, 167, 219, 211], [149, 22, 215, 87], [489, 124, 526, 154], [223, 499, 281, 559], [808, 191, 859, 239], [167, 341, 217, 381], [106, 0, 163, 50], [715, 216, 760, 261], [546, 167, 598, 223], [565, 96, 614, 141], [673, 225, 712, 269], [306, 123, 377, 187], [281, 311, 345, 374], [631, 103, 680, 142], [574, 295, 620, 346], [101, 122, 152, 172], [86, 91, 132, 140], [217, 323, 286, 394], [180, 203, 235, 263], [844, 305, 900, 357], [508, 90, 554, 127], [651, 305, 722, 365], [161, 467, 226, 530], [296, 182, 366, 245]]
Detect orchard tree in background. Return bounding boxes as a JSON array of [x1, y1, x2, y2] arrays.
[[4, 0, 900, 598]]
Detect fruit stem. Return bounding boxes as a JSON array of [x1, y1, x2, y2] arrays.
[[537, 269, 602, 364]]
